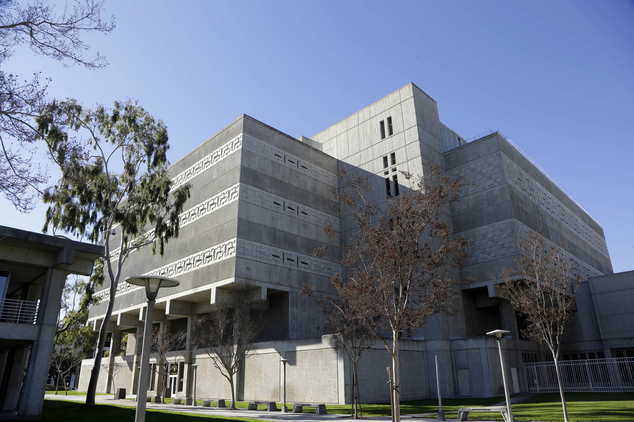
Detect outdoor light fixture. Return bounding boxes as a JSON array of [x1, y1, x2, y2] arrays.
[[126, 276, 180, 422], [280, 358, 289, 412], [191, 364, 199, 406], [486, 329, 514, 422]]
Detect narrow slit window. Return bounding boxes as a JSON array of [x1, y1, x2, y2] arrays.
[[380, 120, 386, 139], [390, 152, 396, 165], [393, 175, 400, 196], [383, 156, 388, 168], [385, 178, 392, 197], [387, 117, 393, 136]]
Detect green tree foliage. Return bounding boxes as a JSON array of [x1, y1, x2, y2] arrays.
[[51, 276, 98, 395], [37, 99, 190, 406], [0, 0, 114, 210]]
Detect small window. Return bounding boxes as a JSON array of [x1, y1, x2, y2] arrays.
[[387, 117, 393, 136], [380, 120, 386, 139], [390, 152, 396, 165], [392, 175, 400, 196], [385, 178, 391, 197], [383, 156, 388, 168]]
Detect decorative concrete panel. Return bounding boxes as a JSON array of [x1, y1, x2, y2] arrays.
[[448, 153, 504, 196], [503, 156, 609, 258], [242, 134, 338, 187], [459, 220, 517, 266], [241, 184, 339, 230], [236, 239, 340, 277], [96, 239, 237, 300], [171, 134, 243, 190], [515, 222, 603, 281]]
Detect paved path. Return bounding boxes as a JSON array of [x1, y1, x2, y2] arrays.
[[44, 393, 543, 422]]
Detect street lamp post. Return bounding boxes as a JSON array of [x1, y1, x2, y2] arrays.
[[486, 329, 514, 422], [191, 364, 198, 406], [126, 276, 180, 422], [280, 358, 288, 412]]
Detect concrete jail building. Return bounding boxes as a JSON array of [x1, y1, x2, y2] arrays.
[[79, 82, 627, 402]]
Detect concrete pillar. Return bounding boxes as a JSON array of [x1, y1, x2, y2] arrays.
[[106, 330, 122, 393], [130, 324, 143, 394], [0, 349, 8, 390], [185, 317, 194, 398], [2, 346, 29, 412], [18, 268, 68, 417]]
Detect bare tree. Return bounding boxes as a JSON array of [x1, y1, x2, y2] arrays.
[[151, 324, 186, 403], [193, 286, 262, 409], [496, 230, 581, 422], [315, 166, 469, 422], [0, 0, 115, 210], [324, 298, 373, 418]]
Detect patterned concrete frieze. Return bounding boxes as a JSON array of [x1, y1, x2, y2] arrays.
[[171, 134, 243, 190], [242, 133, 338, 187], [503, 156, 609, 258]]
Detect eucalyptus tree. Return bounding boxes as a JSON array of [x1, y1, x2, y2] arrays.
[[0, 0, 114, 210], [315, 165, 469, 422], [37, 99, 190, 406]]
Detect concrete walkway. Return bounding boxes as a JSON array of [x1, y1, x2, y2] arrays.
[[43, 393, 544, 422]]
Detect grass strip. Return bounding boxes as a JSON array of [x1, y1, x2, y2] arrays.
[[42, 400, 263, 422]]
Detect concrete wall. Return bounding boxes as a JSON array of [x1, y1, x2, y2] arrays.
[[588, 271, 634, 352]]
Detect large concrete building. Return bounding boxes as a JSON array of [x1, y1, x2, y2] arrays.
[[79, 83, 627, 402]]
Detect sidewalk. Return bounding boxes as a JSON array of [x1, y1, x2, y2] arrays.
[[44, 393, 538, 422]]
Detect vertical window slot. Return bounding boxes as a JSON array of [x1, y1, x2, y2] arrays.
[[387, 116, 393, 136], [393, 175, 400, 196], [380, 120, 386, 139]]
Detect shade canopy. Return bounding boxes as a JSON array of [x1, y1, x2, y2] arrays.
[[125, 275, 179, 298], [486, 329, 511, 340]]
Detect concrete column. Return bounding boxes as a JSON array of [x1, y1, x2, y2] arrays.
[[0, 349, 8, 390], [2, 346, 29, 411], [130, 324, 143, 394], [185, 317, 194, 398], [106, 330, 122, 393], [18, 268, 68, 417]]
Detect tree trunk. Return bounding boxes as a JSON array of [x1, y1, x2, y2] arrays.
[[351, 363, 358, 418], [85, 283, 117, 406], [229, 377, 236, 409], [392, 332, 401, 422], [553, 357, 570, 422]]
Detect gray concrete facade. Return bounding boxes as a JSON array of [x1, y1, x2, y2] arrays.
[[0, 226, 103, 418], [81, 83, 617, 403]]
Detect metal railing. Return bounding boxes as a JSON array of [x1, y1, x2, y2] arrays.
[[524, 358, 634, 393], [0, 298, 40, 324]]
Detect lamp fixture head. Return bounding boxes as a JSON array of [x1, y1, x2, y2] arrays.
[[125, 275, 179, 300], [486, 329, 511, 340]]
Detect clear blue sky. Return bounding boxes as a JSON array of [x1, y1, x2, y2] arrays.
[[4, 0, 633, 273]]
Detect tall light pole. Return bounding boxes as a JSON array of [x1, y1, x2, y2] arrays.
[[487, 329, 514, 422], [126, 276, 179, 422], [191, 364, 198, 406], [280, 358, 288, 412]]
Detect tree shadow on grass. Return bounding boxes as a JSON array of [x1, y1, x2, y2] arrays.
[[42, 400, 260, 422]]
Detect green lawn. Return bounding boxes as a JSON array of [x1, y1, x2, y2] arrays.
[[44, 393, 634, 422], [293, 393, 634, 421], [42, 400, 262, 422]]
